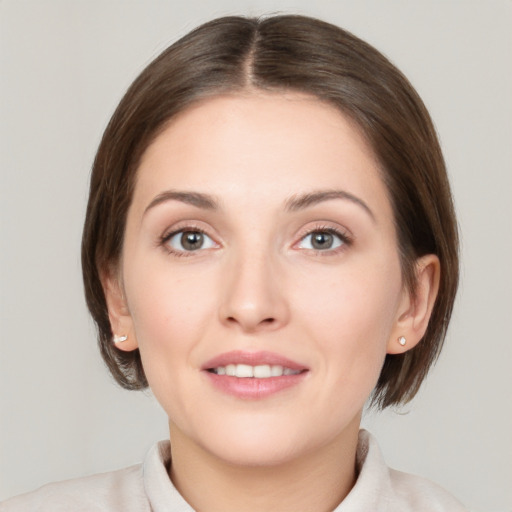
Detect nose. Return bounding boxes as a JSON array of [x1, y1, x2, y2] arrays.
[[219, 249, 290, 333]]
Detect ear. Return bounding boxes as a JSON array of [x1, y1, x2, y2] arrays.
[[101, 270, 139, 352], [387, 254, 440, 354]]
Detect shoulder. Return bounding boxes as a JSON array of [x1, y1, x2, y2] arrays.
[[351, 430, 469, 512], [0, 464, 150, 512], [388, 467, 468, 512]]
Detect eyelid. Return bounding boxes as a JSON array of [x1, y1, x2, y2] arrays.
[[293, 223, 353, 251], [169, 230, 216, 252], [157, 220, 352, 256], [160, 219, 216, 240], [159, 221, 220, 256]]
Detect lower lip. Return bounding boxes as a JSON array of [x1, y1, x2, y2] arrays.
[[204, 372, 307, 399]]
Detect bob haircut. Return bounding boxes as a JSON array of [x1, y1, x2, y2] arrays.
[[81, 15, 459, 409]]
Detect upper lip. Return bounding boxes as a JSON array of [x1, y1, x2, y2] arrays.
[[201, 350, 308, 371]]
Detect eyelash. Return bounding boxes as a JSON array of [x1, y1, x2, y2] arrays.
[[296, 225, 353, 255], [159, 225, 214, 258], [159, 224, 353, 257]]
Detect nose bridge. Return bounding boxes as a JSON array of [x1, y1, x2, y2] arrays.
[[220, 240, 288, 332]]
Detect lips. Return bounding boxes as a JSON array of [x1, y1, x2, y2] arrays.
[[202, 350, 308, 399], [202, 350, 306, 371]]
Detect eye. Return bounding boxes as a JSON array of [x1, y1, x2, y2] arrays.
[[165, 230, 216, 253], [297, 230, 346, 251]]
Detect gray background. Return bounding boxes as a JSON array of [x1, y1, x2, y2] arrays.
[[1, 1, 511, 510]]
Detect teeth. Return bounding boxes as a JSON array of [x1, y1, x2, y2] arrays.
[[253, 365, 271, 378], [271, 365, 283, 377], [211, 364, 301, 378], [236, 364, 253, 378]]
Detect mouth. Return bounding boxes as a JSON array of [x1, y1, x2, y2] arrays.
[[202, 351, 308, 399], [208, 364, 303, 378]]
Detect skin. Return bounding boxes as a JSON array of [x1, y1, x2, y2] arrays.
[[104, 92, 439, 512]]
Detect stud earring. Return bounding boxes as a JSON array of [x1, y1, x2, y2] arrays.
[[113, 334, 128, 344], [398, 336, 406, 346]]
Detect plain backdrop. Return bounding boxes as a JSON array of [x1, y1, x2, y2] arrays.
[[1, 1, 511, 510]]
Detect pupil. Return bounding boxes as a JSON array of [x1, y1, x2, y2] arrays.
[[312, 232, 333, 250], [181, 231, 203, 250]]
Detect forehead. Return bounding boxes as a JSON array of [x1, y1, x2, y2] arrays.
[[133, 92, 389, 215]]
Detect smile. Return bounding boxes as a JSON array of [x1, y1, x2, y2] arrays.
[[202, 351, 308, 399], [208, 364, 302, 378]]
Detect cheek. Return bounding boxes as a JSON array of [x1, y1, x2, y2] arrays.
[[297, 258, 401, 333], [293, 257, 402, 382], [123, 260, 221, 419], [124, 259, 218, 362]]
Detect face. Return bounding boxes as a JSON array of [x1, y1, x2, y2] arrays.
[[114, 93, 409, 466]]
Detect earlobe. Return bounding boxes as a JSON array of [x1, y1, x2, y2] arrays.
[[101, 270, 139, 352], [387, 254, 440, 354]]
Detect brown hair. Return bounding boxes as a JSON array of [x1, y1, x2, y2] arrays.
[[81, 15, 459, 408]]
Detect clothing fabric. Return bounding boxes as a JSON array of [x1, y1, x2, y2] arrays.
[[0, 430, 468, 511]]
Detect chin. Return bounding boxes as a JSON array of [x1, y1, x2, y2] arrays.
[[203, 433, 309, 468], [186, 411, 349, 469]]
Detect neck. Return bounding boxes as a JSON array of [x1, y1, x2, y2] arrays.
[[168, 421, 360, 512]]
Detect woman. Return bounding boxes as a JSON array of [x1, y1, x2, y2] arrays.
[[1, 14, 467, 511]]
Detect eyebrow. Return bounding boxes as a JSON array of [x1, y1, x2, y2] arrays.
[[285, 190, 375, 221], [144, 190, 219, 215], [143, 188, 375, 221]]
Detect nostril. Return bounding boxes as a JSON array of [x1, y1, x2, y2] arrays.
[[225, 316, 276, 327]]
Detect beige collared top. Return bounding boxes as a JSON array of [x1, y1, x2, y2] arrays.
[[0, 430, 468, 511]]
